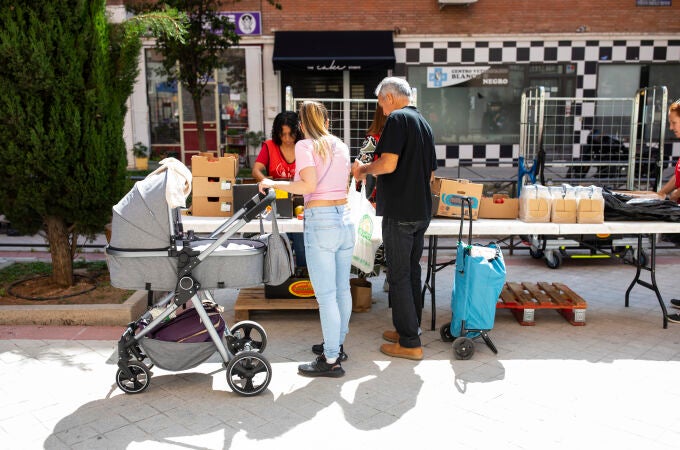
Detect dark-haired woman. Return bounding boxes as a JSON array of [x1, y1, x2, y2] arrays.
[[252, 111, 306, 268]]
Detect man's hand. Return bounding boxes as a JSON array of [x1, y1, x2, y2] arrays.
[[352, 160, 367, 181]]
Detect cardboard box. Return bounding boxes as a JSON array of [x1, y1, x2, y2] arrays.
[[519, 198, 550, 222], [191, 153, 238, 178], [192, 176, 235, 198], [478, 194, 519, 219], [551, 198, 577, 223], [191, 196, 233, 217], [431, 178, 484, 219], [577, 198, 604, 224], [264, 277, 315, 299]]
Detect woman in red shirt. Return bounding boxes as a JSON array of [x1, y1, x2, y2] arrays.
[[252, 111, 303, 181], [252, 111, 306, 269]]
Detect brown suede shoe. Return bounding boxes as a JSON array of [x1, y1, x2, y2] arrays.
[[380, 342, 423, 360], [382, 330, 399, 343]]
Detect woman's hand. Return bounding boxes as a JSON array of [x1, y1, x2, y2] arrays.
[[670, 189, 680, 203], [258, 178, 277, 194]]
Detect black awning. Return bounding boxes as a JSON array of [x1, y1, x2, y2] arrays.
[[273, 31, 395, 72]]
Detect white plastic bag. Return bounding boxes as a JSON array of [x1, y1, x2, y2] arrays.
[[348, 178, 382, 274]]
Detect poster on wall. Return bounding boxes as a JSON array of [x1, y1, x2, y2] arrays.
[[219, 12, 261, 35], [636, 0, 671, 5], [427, 66, 509, 88]]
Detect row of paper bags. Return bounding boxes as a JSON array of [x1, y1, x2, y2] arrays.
[[519, 184, 604, 224]]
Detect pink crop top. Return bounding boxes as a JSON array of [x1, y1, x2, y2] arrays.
[[294, 137, 350, 204]]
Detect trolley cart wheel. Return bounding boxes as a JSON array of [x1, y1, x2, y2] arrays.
[[227, 321, 268, 354], [116, 361, 151, 394], [544, 250, 562, 269], [453, 337, 475, 360], [529, 247, 544, 259], [226, 351, 272, 397], [480, 331, 498, 355], [440, 322, 454, 342]]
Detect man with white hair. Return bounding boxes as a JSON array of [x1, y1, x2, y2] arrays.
[[352, 77, 437, 360]]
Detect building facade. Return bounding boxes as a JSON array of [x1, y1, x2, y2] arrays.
[[109, 0, 680, 169]]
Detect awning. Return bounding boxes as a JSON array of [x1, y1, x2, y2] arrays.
[[273, 31, 395, 72]]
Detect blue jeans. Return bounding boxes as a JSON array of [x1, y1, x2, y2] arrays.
[[382, 217, 429, 348], [304, 205, 355, 361]]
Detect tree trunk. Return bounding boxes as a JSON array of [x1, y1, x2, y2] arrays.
[[193, 93, 207, 153], [45, 215, 74, 287]]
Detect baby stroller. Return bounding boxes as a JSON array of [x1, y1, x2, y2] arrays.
[[440, 196, 506, 360], [106, 160, 276, 396]]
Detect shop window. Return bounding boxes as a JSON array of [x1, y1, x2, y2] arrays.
[[409, 64, 575, 145], [145, 49, 180, 154], [217, 49, 248, 158]]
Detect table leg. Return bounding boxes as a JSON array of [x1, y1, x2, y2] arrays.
[[624, 233, 668, 328], [421, 236, 438, 330]]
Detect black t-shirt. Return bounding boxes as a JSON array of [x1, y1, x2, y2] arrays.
[[375, 106, 437, 220]]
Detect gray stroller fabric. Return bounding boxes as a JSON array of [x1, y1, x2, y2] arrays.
[[111, 170, 172, 250], [107, 240, 265, 291], [139, 338, 218, 371], [106, 166, 267, 291]]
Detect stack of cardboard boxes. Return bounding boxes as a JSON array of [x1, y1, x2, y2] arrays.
[[518, 184, 605, 223], [191, 153, 238, 217]]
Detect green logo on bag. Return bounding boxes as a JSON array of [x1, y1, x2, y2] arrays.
[[358, 213, 373, 240]]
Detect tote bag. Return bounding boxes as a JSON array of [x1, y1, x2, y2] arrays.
[[348, 178, 381, 274], [259, 201, 295, 285]]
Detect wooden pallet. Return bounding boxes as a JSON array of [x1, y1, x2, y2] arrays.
[[234, 287, 318, 321], [497, 281, 587, 326]]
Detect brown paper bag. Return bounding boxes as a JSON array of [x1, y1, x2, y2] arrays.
[[350, 278, 372, 312]]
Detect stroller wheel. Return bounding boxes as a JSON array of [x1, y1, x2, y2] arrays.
[[439, 322, 454, 342], [228, 321, 268, 354], [226, 351, 272, 397], [453, 337, 475, 360], [116, 361, 151, 394]]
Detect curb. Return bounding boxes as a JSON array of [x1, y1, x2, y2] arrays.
[[0, 290, 147, 326]]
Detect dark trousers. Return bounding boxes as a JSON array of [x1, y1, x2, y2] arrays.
[[288, 232, 307, 268], [382, 217, 429, 348]]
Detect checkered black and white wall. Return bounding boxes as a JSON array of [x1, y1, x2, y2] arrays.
[[394, 37, 680, 168]]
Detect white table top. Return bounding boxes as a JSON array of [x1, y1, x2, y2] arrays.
[[181, 215, 680, 236]]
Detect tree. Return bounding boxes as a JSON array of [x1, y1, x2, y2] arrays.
[[126, 0, 281, 153], [0, 1, 186, 287]]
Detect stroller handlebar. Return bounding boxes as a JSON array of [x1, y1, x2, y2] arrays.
[[243, 189, 276, 222]]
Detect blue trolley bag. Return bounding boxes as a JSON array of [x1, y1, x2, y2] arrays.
[[449, 196, 506, 339]]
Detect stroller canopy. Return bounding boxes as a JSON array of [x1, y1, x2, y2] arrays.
[[110, 171, 174, 249]]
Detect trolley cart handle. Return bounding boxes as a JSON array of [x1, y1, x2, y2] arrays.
[[450, 194, 473, 244]]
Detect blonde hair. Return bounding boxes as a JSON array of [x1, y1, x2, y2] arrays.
[[299, 100, 333, 160], [670, 100, 680, 117]]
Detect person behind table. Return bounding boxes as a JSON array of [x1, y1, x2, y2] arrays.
[[352, 77, 437, 361], [252, 111, 306, 268], [358, 104, 387, 202], [659, 100, 680, 319], [258, 101, 354, 377]]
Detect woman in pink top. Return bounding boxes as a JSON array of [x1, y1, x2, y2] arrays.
[[258, 101, 354, 378]]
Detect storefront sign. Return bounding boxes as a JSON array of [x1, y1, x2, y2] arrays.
[[636, 0, 671, 5], [427, 66, 509, 88], [220, 12, 261, 35]]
